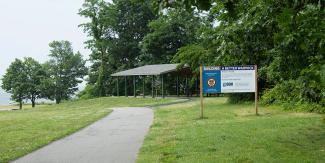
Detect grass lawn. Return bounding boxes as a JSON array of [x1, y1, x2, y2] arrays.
[[0, 97, 177, 163], [137, 97, 325, 163]]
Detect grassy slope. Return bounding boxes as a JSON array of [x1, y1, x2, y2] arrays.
[[0, 97, 176, 163], [138, 98, 325, 163]]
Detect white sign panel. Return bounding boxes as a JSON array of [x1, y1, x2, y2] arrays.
[[221, 69, 256, 93], [202, 66, 256, 93]]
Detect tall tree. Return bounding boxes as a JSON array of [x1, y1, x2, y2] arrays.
[[160, 0, 325, 107], [2, 59, 27, 109], [23, 57, 45, 107], [152, 0, 212, 11], [140, 9, 201, 64], [79, 0, 155, 96], [1, 58, 44, 109], [109, 0, 156, 69], [43, 40, 87, 104], [79, 0, 111, 96]]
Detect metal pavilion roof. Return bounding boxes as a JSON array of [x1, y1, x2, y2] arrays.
[[111, 64, 185, 76]]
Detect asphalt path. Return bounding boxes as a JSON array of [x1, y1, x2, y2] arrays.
[[13, 107, 153, 163]]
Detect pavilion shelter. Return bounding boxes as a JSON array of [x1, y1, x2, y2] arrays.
[[111, 64, 194, 98]]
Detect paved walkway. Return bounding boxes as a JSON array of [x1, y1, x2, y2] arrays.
[[13, 107, 153, 163]]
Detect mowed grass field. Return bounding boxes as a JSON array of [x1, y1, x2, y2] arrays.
[[138, 98, 325, 163], [0, 97, 177, 163]]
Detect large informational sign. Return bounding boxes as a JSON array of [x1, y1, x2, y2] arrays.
[[202, 66, 256, 93], [199, 65, 258, 118]]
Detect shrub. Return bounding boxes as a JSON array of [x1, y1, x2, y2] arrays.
[[77, 84, 96, 100], [227, 93, 255, 104], [261, 79, 324, 113], [261, 80, 301, 105]]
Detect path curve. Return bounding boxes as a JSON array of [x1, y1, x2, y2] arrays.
[[13, 107, 153, 163]]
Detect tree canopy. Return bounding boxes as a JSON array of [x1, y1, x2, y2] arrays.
[[1, 58, 44, 109], [79, 0, 155, 96], [3, 0, 323, 111], [140, 9, 202, 65], [1, 40, 87, 107], [170, 0, 325, 110], [78, 0, 324, 112], [42, 41, 87, 104]]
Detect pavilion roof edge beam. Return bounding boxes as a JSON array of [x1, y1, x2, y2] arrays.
[[110, 64, 183, 77]]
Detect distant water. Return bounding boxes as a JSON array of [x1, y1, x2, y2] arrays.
[[0, 82, 85, 105], [0, 88, 12, 105], [0, 89, 54, 105]]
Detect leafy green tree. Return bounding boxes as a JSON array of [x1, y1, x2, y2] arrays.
[[1, 58, 44, 109], [79, 0, 111, 96], [140, 9, 201, 64], [77, 84, 96, 100], [79, 0, 155, 96], [2, 59, 27, 109], [110, 0, 155, 67], [23, 57, 45, 107], [152, 0, 212, 11], [164, 0, 325, 108], [42, 40, 87, 104]]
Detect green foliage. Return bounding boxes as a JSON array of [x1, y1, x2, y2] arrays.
[[157, 0, 325, 111], [42, 40, 87, 104], [261, 80, 302, 104], [152, 0, 212, 11], [79, 0, 112, 96], [1, 59, 27, 109], [77, 0, 324, 112], [22, 58, 45, 107], [269, 3, 325, 82], [260, 2, 325, 111], [173, 44, 209, 75], [261, 79, 324, 113], [1, 58, 44, 109], [140, 9, 201, 64], [77, 84, 96, 100], [79, 0, 155, 96], [227, 93, 255, 104]]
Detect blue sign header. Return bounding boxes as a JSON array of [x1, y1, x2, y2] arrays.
[[202, 68, 221, 93]]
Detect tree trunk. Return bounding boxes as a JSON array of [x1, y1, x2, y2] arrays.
[[31, 95, 36, 107], [97, 65, 104, 97], [56, 98, 61, 104], [31, 98, 35, 107], [19, 101, 22, 110], [56, 93, 61, 104], [96, 47, 107, 97]]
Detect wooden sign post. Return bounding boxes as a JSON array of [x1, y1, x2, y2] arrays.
[[255, 65, 258, 115], [200, 65, 204, 119]]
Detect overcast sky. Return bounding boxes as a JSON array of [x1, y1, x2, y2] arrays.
[[0, 0, 91, 77]]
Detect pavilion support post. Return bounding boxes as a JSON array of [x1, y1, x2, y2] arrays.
[[185, 76, 189, 97], [124, 76, 127, 97], [116, 76, 120, 96], [176, 75, 179, 97], [196, 77, 199, 97], [143, 76, 145, 98], [151, 76, 154, 98], [133, 76, 136, 97], [161, 74, 164, 98]]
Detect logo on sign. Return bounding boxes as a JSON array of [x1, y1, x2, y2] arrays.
[[223, 82, 233, 87], [208, 78, 216, 87]]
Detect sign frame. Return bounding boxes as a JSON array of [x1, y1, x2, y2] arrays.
[[199, 65, 258, 118]]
